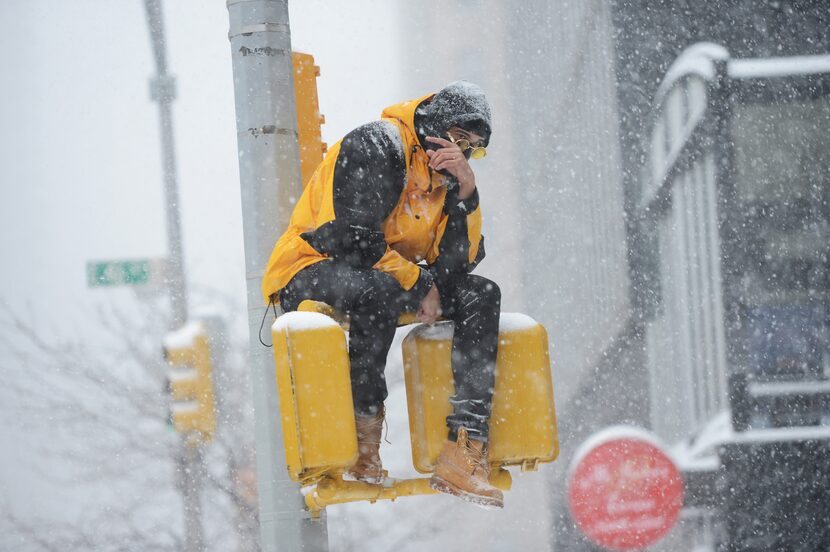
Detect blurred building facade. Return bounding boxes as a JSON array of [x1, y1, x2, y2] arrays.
[[396, 1, 830, 551], [391, 1, 631, 551], [331, 2, 829, 551], [401, 0, 632, 416], [555, 1, 830, 551]]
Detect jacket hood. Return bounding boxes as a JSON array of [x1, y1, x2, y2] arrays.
[[380, 93, 433, 145], [381, 81, 492, 150]]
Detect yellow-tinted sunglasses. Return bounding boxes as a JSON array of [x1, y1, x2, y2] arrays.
[[447, 132, 487, 160]]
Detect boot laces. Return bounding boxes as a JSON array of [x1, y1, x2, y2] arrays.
[[462, 439, 488, 474]]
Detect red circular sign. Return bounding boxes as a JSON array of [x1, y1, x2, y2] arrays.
[[567, 428, 684, 551]]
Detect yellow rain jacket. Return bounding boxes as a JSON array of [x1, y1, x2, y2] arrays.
[[262, 94, 483, 304]]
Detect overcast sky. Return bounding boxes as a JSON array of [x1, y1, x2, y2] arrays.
[[0, 0, 408, 334]]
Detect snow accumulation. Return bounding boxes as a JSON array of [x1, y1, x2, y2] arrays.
[[416, 313, 538, 341], [732, 424, 830, 445], [498, 312, 538, 333], [671, 412, 731, 472], [377, 120, 404, 151], [168, 368, 196, 382], [656, 42, 729, 102], [569, 425, 670, 473], [190, 305, 222, 319], [361, 120, 404, 160], [749, 379, 830, 397], [729, 54, 830, 79], [272, 311, 340, 332], [415, 320, 454, 341], [170, 400, 199, 414], [671, 410, 830, 472], [162, 320, 205, 350], [656, 45, 830, 104], [417, 80, 492, 139], [444, 80, 492, 117]]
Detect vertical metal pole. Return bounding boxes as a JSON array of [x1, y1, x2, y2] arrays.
[[144, 0, 188, 328], [143, 2, 203, 552], [176, 446, 205, 552], [226, 1, 329, 550]]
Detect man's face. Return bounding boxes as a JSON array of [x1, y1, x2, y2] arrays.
[[447, 126, 487, 160]]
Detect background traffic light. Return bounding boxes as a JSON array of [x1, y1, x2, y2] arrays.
[[163, 321, 216, 444]]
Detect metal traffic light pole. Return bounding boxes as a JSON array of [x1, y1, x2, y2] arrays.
[[143, 2, 205, 551], [143, 0, 187, 328], [227, 0, 329, 550]]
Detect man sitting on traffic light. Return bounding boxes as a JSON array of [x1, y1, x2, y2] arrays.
[[263, 81, 503, 509]]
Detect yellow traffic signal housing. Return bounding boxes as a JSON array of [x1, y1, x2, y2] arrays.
[[403, 315, 559, 473], [272, 312, 358, 483], [169, 370, 197, 402], [271, 302, 558, 515], [164, 322, 216, 443], [292, 52, 326, 189]]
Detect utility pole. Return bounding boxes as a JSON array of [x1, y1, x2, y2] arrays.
[[227, 1, 329, 550], [143, 2, 205, 551], [143, 0, 187, 328]]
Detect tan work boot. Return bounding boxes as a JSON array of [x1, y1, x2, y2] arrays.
[[344, 407, 385, 484], [429, 427, 504, 509]]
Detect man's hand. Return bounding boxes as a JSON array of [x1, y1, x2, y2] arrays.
[[417, 284, 442, 325], [425, 136, 476, 200]]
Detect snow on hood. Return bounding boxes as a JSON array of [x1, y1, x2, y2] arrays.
[[381, 81, 492, 149], [422, 80, 492, 140]]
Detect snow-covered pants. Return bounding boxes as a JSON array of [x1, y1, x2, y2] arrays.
[[278, 260, 501, 442]]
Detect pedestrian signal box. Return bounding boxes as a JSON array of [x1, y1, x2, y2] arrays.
[[403, 316, 559, 473], [164, 322, 216, 444], [272, 304, 558, 515], [272, 312, 358, 483], [292, 52, 326, 189]]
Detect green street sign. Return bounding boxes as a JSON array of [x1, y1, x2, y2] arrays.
[[87, 259, 165, 288]]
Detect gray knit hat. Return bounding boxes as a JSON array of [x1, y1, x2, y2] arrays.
[[417, 81, 492, 147]]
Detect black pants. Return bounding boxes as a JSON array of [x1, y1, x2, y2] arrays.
[[279, 260, 501, 441]]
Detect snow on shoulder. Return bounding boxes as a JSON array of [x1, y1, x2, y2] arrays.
[[163, 320, 205, 350], [358, 120, 404, 160], [498, 312, 538, 333], [272, 311, 340, 333]]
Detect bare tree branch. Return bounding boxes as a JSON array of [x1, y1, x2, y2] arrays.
[[0, 296, 259, 551]]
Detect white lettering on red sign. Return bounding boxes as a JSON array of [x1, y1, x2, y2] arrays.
[[567, 427, 684, 551]]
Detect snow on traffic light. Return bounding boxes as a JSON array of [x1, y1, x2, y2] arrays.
[[163, 321, 216, 445]]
